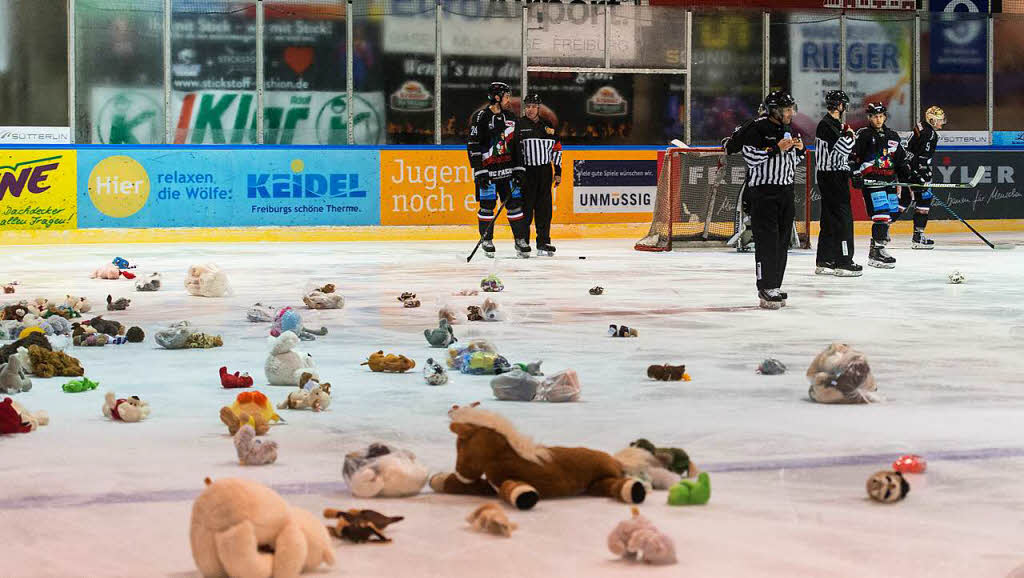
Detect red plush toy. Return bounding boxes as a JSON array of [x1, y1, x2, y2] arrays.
[[0, 397, 31, 434], [892, 454, 926, 474], [220, 366, 254, 389]]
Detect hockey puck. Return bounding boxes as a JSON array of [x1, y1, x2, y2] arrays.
[[579, 256, 586, 259]]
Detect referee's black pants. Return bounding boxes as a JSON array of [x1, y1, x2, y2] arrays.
[[816, 171, 854, 265], [748, 183, 795, 291], [522, 164, 554, 246]]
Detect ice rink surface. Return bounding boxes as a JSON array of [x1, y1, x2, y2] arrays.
[[2, 233, 1024, 578]]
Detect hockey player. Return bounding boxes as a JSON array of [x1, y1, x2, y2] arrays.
[[814, 90, 862, 276], [467, 81, 530, 258], [899, 106, 946, 249], [740, 90, 805, 310], [722, 104, 767, 253], [849, 102, 912, 269], [516, 92, 562, 256]]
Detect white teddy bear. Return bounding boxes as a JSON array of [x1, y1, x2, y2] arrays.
[[185, 264, 232, 298], [265, 332, 318, 386]]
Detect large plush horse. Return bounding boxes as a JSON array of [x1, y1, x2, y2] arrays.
[[430, 404, 646, 510]]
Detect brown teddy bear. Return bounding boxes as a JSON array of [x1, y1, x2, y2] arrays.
[[27, 345, 84, 378], [646, 364, 689, 381], [1, 304, 29, 322], [0, 332, 50, 364]]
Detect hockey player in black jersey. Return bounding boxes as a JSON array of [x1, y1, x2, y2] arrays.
[[899, 106, 945, 249], [467, 82, 530, 258], [740, 90, 805, 310], [516, 92, 562, 256], [814, 90, 862, 277], [849, 102, 912, 269]]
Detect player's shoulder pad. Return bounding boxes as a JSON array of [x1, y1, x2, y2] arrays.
[[884, 127, 902, 141]]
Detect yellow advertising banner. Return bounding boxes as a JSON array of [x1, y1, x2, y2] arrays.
[[379, 148, 658, 226], [0, 150, 77, 230]]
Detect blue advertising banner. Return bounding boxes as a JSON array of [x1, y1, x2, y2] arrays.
[[929, 0, 988, 76], [993, 131, 1024, 147], [76, 149, 380, 228]]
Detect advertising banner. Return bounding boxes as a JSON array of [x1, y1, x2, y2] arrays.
[[992, 131, 1024, 147], [76, 149, 380, 228], [0, 150, 77, 230], [0, 127, 70, 145], [572, 160, 656, 213], [929, 0, 988, 76]]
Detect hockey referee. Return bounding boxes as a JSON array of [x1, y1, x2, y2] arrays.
[[740, 90, 805, 310], [516, 93, 562, 256], [814, 90, 862, 277]]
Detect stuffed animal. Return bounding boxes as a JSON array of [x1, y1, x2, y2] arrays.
[[277, 373, 331, 411], [490, 369, 540, 401], [185, 333, 223, 349], [106, 295, 130, 311], [220, 366, 253, 389], [102, 391, 150, 422], [424, 319, 457, 348], [647, 364, 690, 381], [398, 292, 420, 308], [303, 288, 344, 310], [757, 358, 787, 375], [438, 304, 458, 325], [867, 470, 910, 503], [0, 397, 48, 434], [466, 503, 517, 537], [343, 443, 430, 498], [265, 332, 318, 386], [0, 357, 31, 396], [536, 369, 581, 402], [247, 303, 277, 323], [0, 332, 49, 364], [1, 304, 29, 322], [234, 424, 278, 466], [446, 339, 497, 370], [609, 324, 638, 337], [270, 307, 328, 341], [39, 316, 72, 336], [323, 508, 403, 543], [589, 286, 604, 295], [135, 272, 162, 292], [73, 333, 109, 347], [515, 361, 543, 376], [92, 262, 135, 280], [452, 288, 478, 296], [82, 316, 125, 337], [668, 471, 711, 505], [155, 321, 197, 349], [607, 507, 677, 565], [362, 351, 415, 373], [806, 343, 879, 404], [17, 326, 43, 340], [629, 439, 694, 477], [480, 274, 503, 292], [3, 284, 14, 294], [64, 295, 92, 314], [613, 447, 681, 491], [466, 305, 484, 322], [28, 345, 84, 378], [220, 391, 281, 435], [461, 351, 511, 375], [62, 377, 99, 393], [423, 357, 448, 385], [9, 398, 47, 431], [190, 477, 335, 578], [184, 264, 232, 297], [42, 304, 80, 320], [125, 326, 145, 343], [481, 298, 505, 321], [431, 404, 646, 510]]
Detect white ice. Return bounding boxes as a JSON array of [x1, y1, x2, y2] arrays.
[[2, 233, 1024, 577]]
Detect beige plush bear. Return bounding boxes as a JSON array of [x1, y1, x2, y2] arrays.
[[265, 332, 318, 386], [185, 264, 232, 298], [277, 373, 331, 411], [190, 477, 335, 578]]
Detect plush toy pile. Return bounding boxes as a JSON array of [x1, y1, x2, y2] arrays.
[[343, 443, 430, 498], [806, 343, 879, 404]]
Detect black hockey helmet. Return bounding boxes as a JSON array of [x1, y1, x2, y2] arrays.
[[764, 90, 796, 111], [488, 82, 511, 103], [825, 90, 850, 111], [524, 93, 542, 105], [866, 102, 888, 116]]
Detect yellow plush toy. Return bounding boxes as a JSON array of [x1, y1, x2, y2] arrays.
[[361, 351, 416, 373], [219, 391, 281, 435]]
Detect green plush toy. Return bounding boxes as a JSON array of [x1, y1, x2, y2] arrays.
[[62, 377, 99, 393], [668, 472, 711, 506], [630, 438, 692, 476]]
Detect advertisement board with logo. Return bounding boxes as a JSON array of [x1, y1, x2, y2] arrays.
[[76, 149, 380, 228], [0, 150, 77, 230], [572, 160, 656, 213], [929, 0, 988, 75], [0, 127, 71, 145]]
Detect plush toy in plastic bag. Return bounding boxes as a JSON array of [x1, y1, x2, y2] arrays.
[[536, 369, 581, 402], [460, 351, 511, 375], [806, 343, 879, 404], [184, 264, 232, 297], [446, 339, 497, 370], [490, 368, 540, 401], [342, 443, 429, 498]]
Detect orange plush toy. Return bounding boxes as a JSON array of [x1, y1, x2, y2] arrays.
[[361, 351, 415, 373], [430, 403, 646, 510], [219, 391, 282, 435]]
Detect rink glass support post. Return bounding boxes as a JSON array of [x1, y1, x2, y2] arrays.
[[987, 8, 994, 136], [435, 0, 442, 145], [839, 12, 847, 93], [762, 11, 769, 98], [163, 0, 172, 144], [256, 0, 265, 145], [346, 0, 354, 144], [67, 0, 75, 143], [521, 4, 528, 104], [912, 12, 920, 123], [684, 10, 692, 145], [604, 4, 611, 69]]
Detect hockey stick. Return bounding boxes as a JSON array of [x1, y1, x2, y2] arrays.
[[864, 166, 986, 189], [466, 191, 509, 263], [930, 195, 1015, 250]]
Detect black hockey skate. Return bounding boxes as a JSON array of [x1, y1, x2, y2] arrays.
[[482, 240, 496, 258], [912, 231, 935, 250], [868, 243, 895, 269], [833, 261, 864, 277], [537, 243, 556, 257], [758, 289, 784, 310], [815, 261, 836, 275], [515, 239, 531, 259]]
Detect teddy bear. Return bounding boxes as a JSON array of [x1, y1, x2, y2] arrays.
[[607, 507, 677, 565], [806, 343, 879, 404], [82, 316, 125, 337], [466, 305, 484, 322], [0, 356, 31, 394], [39, 316, 72, 336], [220, 366, 254, 389], [270, 307, 327, 341], [1, 304, 29, 322], [342, 443, 430, 498], [424, 318, 457, 348], [91, 263, 123, 280], [64, 295, 92, 314], [102, 391, 150, 422], [609, 324, 638, 337], [277, 373, 331, 411], [0, 332, 48, 366], [190, 477, 335, 578], [302, 287, 344, 310], [220, 391, 281, 435], [466, 503, 517, 537], [135, 272, 162, 292], [265, 332, 318, 386], [323, 508, 404, 543], [2, 283, 14, 294], [184, 264, 232, 297], [28, 345, 84, 378], [361, 351, 415, 373], [397, 292, 420, 308], [438, 304, 458, 325], [106, 295, 130, 311], [233, 424, 278, 466], [0, 397, 48, 434], [647, 364, 690, 381], [628, 439, 694, 477], [590, 286, 604, 295]]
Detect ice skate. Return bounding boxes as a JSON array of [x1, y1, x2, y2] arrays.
[[537, 243, 556, 257], [482, 240, 496, 258], [868, 244, 895, 269], [815, 262, 836, 275], [758, 289, 784, 310], [833, 261, 864, 277], [515, 239, 531, 259], [912, 231, 935, 250]]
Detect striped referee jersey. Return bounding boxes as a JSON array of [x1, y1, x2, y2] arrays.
[[741, 117, 805, 187], [516, 116, 562, 175], [814, 114, 854, 172]]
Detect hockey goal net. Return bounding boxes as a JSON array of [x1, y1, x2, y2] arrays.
[[635, 147, 812, 251]]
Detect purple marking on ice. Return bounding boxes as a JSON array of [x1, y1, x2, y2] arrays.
[[702, 446, 1024, 473]]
